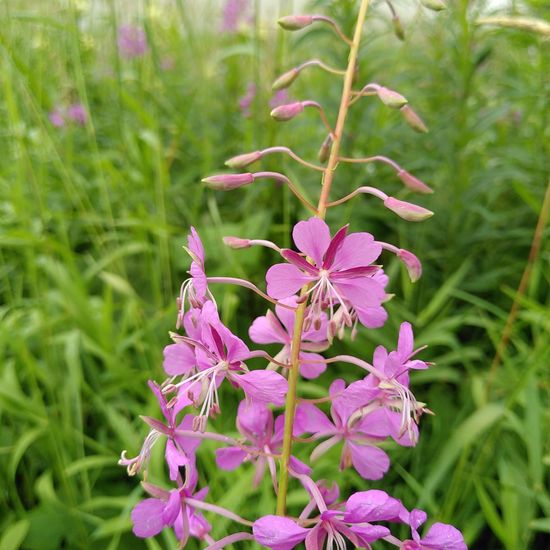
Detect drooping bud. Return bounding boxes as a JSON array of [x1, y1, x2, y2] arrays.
[[397, 169, 433, 194], [202, 173, 254, 190], [384, 197, 434, 221], [400, 105, 429, 133], [377, 86, 408, 109], [396, 249, 423, 282], [272, 68, 300, 91], [270, 101, 305, 121], [223, 236, 252, 249], [318, 134, 332, 163], [225, 151, 262, 169], [392, 16, 405, 41], [278, 15, 314, 31], [420, 0, 446, 11]]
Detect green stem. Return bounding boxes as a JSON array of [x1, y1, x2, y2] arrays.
[[275, 0, 371, 515]]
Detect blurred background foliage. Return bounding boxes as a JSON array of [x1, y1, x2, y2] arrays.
[[0, 0, 548, 548]]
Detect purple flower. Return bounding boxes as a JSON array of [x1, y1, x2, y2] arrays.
[[339, 322, 430, 444], [402, 509, 467, 550], [221, 0, 249, 32], [118, 381, 199, 479], [253, 482, 408, 549], [49, 107, 65, 128], [296, 379, 391, 480], [266, 217, 386, 329], [66, 103, 87, 125], [249, 296, 328, 379], [131, 474, 211, 543], [167, 301, 288, 429], [239, 83, 256, 117], [118, 25, 148, 59], [215, 400, 309, 488]]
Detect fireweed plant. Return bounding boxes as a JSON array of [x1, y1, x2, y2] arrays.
[[120, 2, 467, 549]]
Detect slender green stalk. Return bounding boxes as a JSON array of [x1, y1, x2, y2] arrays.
[[275, 0, 371, 515]]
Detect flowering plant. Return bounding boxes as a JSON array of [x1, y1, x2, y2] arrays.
[[120, 2, 467, 548]]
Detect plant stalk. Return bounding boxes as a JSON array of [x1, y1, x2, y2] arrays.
[[275, 0, 371, 515]]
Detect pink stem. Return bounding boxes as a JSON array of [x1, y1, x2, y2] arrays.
[[311, 15, 353, 45], [261, 146, 324, 171], [205, 532, 256, 550], [326, 186, 388, 207], [206, 277, 297, 309], [325, 354, 384, 378], [302, 101, 335, 137], [338, 154, 402, 172], [185, 498, 254, 526], [253, 172, 318, 213]]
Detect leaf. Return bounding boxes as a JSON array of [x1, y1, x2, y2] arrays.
[[0, 519, 30, 550], [476, 16, 550, 37]]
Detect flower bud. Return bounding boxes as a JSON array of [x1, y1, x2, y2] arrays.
[[270, 101, 304, 121], [397, 169, 433, 194], [420, 0, 446, 11], [392, 16, 405, 41], [223, 236, 252, 249], [384, 197, 434, 221], [278, 15, 314, 31], [377, 86, 408, 109], [201, 173, 254, 190], [225, 151, 262, 169], [272, 68, 300, 91], [396, 249, 422, 282], [400, 105, 428, 133], [318, 134, 332, 163]]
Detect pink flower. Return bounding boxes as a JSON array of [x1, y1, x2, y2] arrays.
[[118, 381, 199, 479], [339, 322, 429, 444], [118, 25, 148, 59], [269, 89, 290, 109], [49, 107, 65, 128], [221, 0, 250, 32], [131, 473, 211, 543], [266, 217, 386, 328], [249, 296, 328, 379], [402, 509, 467, 550], [296, 379, 391, 480], [168, 302, 288, 429], [253, 482, 408, 549], [215, 400, 310, 488], [66, 103, 87, 125]]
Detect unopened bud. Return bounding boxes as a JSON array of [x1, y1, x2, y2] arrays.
[[225, 151, 262, 169], [377, 86, 408, 109], [396, 249, 422, 282], [392, 16, 405, 41], [400, 105, 429, 133], [397, 169, 433, 194], [270, 101, 304, 121], [223, 236, 252, 249], [272, 68, 300, 91], [420, 0, 446, 11], [278, 15, 314, 31], [318, 134, 332, 163], [384, 197, 434, 222], [202, 173, 254, 190]]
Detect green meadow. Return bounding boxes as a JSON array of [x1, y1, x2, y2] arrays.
[[0, 0, 548, 548]]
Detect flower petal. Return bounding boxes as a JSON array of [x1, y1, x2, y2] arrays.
[[292, 217, 331, 266], [355, 305, 388, 329], [344, 489, 408, 523], [295, 403, 335, 434], [299, 352, 326, 379], [163, 343, 196, 376], [131, 498, 166, 538], [348, 442, 390, 480], [421, 522, 467, 550], [165, 439, 189, 481], [235, 370, 288, 406], [331, 232, 381, 271], [249, 312, 288, 344], [215, 447, 248, 470], [237, 400, 272, 441], [266, 263, 313, 299], [253, 516, 309, 550], [332, 277, 386, 310]]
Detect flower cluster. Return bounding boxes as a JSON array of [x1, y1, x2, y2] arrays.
[[120, 4, 466, 549]]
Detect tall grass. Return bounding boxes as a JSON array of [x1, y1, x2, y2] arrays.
[[0, 0, 548, 548]]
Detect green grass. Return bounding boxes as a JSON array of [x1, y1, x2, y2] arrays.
[[0, 0, 548, 549]]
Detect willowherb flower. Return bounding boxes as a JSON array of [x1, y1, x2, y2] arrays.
[[249, 296, 328, 379], [296, 379, 392, 480], [401, 509, 467, 550], [118, 25, 148, 59], [49, 107, 65, 128], [66, 103, 87, 125], [266, 217, 386, 330], [239, 83, 256, 117], [215, 400, 310, 488], [221, 0, 250, 33]]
